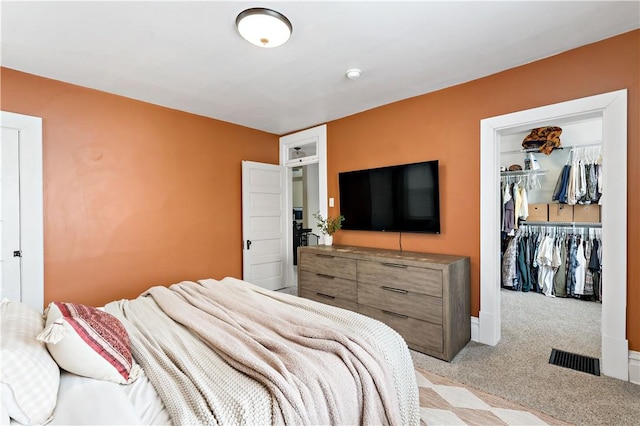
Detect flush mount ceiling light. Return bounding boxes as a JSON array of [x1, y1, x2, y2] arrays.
[[236, 8, 292, 48]]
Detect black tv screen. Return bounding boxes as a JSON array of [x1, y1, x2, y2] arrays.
[[339, 160, 440, 234]]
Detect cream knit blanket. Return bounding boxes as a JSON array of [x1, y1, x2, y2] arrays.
[[106, 277, 419, 425]]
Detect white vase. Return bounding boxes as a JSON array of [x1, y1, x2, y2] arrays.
[[323, 235, 333, 246]]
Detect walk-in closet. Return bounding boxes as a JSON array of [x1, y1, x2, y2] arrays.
[[499, 116, 604, 365]]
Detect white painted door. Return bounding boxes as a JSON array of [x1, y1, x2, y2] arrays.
[[1, 127, 22, 301], [242, 161, 286, 290]]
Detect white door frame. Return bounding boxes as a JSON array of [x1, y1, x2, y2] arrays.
[[280, 125, 327, 287], [0, 111, 44, 312], [479, 90, 628, 380]]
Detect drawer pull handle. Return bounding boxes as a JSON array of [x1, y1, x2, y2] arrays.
[[382, 310, 408, 319], [381, 286, 408, 294], [382, 262, 408, 268], [316, 292, 335, 300], [316, 254, 335, 258], [316, 273, 335, 280]]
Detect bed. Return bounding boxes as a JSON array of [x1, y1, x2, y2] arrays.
[[1, 277, 419, 425]]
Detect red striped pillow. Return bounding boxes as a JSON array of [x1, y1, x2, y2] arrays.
[[38, 302, 141, 384]]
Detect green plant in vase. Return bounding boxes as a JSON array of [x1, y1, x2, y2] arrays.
[[312, 211, 345, 246]]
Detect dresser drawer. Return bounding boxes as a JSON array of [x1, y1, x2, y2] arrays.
[[357, 260, 442, 297], [299, 252, 357, 281], [358, 282, 442, 325], [358, 305, 443, 353], [299, 270, 357, 302], [299, 289, 357, 312]]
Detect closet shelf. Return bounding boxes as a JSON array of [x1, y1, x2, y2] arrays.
[[500, 169, 547, 177], [501, 141, 602, 155], [521, 147, 557, 153]]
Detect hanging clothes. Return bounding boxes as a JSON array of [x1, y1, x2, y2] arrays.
[[566, 235, 579, 296], [583, 238, 595, 296], [588, 237, 602, 302], [502, 235, 519, 288], [576, 159, 587, 203], [528, 232, 540, 292], [585, 163, 598, 202], [596, 162, 603, 205], [515, 183, 529, 228], [552, 146, 602, 205], [552, 164, 571, 203], [573, 237, 587, 295], [502, 183, 515, 235], [536, 234, 555, 297], [501, 224, 602, 302], [517, 236, 531, 292], [553, 235, 568, 297]]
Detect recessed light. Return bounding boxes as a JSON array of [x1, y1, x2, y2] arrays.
[[345, 68, 361, 80]]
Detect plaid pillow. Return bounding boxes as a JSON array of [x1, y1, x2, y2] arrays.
[[38, 302, 141, 384], [0, 299, 60, 425]]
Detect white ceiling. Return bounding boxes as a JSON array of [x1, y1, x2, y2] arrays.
[[1, 1, 638, 135]]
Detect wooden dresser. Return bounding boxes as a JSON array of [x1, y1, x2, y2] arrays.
[[297, 245, 470, 361]]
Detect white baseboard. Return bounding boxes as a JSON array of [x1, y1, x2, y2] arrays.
[[630, 351, 640, 385], [470, 316, 479, 342], [602, 335, 629, 381]]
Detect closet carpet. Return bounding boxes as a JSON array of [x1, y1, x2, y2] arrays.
[[411, 289, 640, 426]]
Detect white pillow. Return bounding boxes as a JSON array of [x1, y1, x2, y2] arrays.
[[38, 302, 141, 385], [0, 299, 59, 425]]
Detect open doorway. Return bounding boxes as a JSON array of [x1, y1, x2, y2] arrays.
[[279, 125, 327, 292], [479, 90, 629, 381], [292, 164, 320, 266], [498, 116, 604, 368]]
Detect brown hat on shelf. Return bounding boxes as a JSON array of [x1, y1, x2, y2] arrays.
[[508, 164, 522, 171], [522, 126, 562, 155]]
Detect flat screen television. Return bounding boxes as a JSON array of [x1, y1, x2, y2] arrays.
[[339, 160, 440, 234]]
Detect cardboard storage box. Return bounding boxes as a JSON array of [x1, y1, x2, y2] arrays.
[[548, 204, 573, 222], [527, 204, 548, 222], [573, 204, 601, 223]]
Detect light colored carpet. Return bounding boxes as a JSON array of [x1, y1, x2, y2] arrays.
[[411, 289, 640, 426]]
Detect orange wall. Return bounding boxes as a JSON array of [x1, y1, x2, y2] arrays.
[[1, 30, 638, 351], [1, 68, 279, 306], [327, 30, 639, 351]]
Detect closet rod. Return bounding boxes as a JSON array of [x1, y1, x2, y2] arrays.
[[501, 141, 603, 155], [500, 169, 547, 177], [501, 147, 565, 155], [566, 142, 603, 150], [521, 221, 602, 228]]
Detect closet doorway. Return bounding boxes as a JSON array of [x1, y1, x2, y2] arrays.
[[479, 90, 628, 381], [498, 119, 604, 371]]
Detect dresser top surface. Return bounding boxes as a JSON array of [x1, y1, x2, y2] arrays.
[[298, 245, 469, 266]]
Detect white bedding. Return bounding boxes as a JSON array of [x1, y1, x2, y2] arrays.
[[105, 277, 419, 425], [9, 371, 170, 426], [6, 278, 418, 425]]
